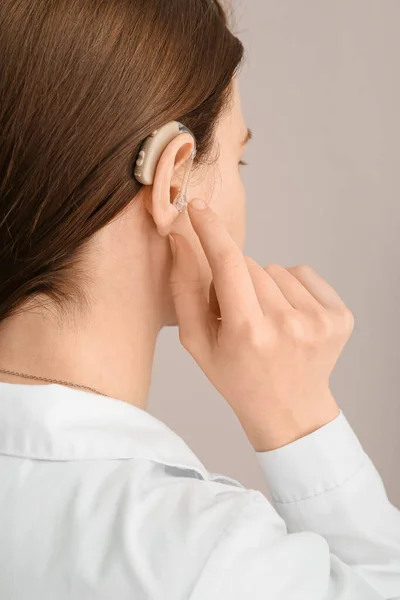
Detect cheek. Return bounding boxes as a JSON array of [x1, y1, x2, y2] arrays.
[[212, 168, 246, 251], [176, 165, 247, 311], [189, 163, 247, 250]]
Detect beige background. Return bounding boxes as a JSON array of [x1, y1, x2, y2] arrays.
[[148, 0, 400, 506]]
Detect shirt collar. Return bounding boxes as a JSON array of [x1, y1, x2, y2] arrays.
[[0, 381, 209, 480]]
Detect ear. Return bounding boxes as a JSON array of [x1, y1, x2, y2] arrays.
[[145, 132, 195, 237]]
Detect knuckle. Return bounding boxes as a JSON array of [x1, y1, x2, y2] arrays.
[[292, 264, 314, 276], [264, 263, 283, 273], [336, 306, 355, 333], [168, 277, 203, 299], [281, 311, 306, 340], [237, 318, 269, 348], [281, 310, 334, 346], [313, 310, 335, 340], [167, 279, 184, 298], [345, 307, 355, 330]]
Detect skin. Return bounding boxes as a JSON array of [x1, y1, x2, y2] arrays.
[[169, 203, 351, 451], [0, 77, 250, 409]]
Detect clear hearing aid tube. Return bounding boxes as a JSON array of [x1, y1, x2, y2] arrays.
[[172, 125, 197, 212]]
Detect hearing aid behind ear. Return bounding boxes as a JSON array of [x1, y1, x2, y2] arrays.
[[133, 121, 197, 212]]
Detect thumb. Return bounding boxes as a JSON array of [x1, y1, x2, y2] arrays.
[[168, 233, 212, 355]]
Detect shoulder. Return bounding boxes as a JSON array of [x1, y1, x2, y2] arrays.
[[73, 457, 284, 597]]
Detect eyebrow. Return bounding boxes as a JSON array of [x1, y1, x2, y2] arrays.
[[241, 127, 253, 146]]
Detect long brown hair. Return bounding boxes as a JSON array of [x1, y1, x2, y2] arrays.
[[0, 0, 244, 325]]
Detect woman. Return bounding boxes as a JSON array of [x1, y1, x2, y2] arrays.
[[0, 1, 399, 598]]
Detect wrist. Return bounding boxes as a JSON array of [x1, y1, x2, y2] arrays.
[[237, 392, 340, 452]]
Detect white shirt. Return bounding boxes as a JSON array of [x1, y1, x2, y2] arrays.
[[0, 381, 399, 600]]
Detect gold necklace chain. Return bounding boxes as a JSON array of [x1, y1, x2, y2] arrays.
[[0, 367, 103, 396]]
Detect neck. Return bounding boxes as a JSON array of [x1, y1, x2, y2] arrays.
[[0, 300, 161, 409], [0, 200, 170, 410]]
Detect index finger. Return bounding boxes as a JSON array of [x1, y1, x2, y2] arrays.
[[187, 199, 263, 327]]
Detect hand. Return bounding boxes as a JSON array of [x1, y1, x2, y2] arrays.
[[168, 199, 354, 451]]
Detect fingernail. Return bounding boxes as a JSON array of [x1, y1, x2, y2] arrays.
[[189, 198, 206, 210], [168, 234, 176, 258]]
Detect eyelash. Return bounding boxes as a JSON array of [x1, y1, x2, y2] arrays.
[[239, 160, 248, 167]]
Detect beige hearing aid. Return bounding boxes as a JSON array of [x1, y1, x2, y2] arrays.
[[133, 121, 197, 212]]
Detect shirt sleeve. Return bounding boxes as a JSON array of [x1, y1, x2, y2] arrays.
[[188, 487, 384, 600], [255, 410, 400, 600]]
